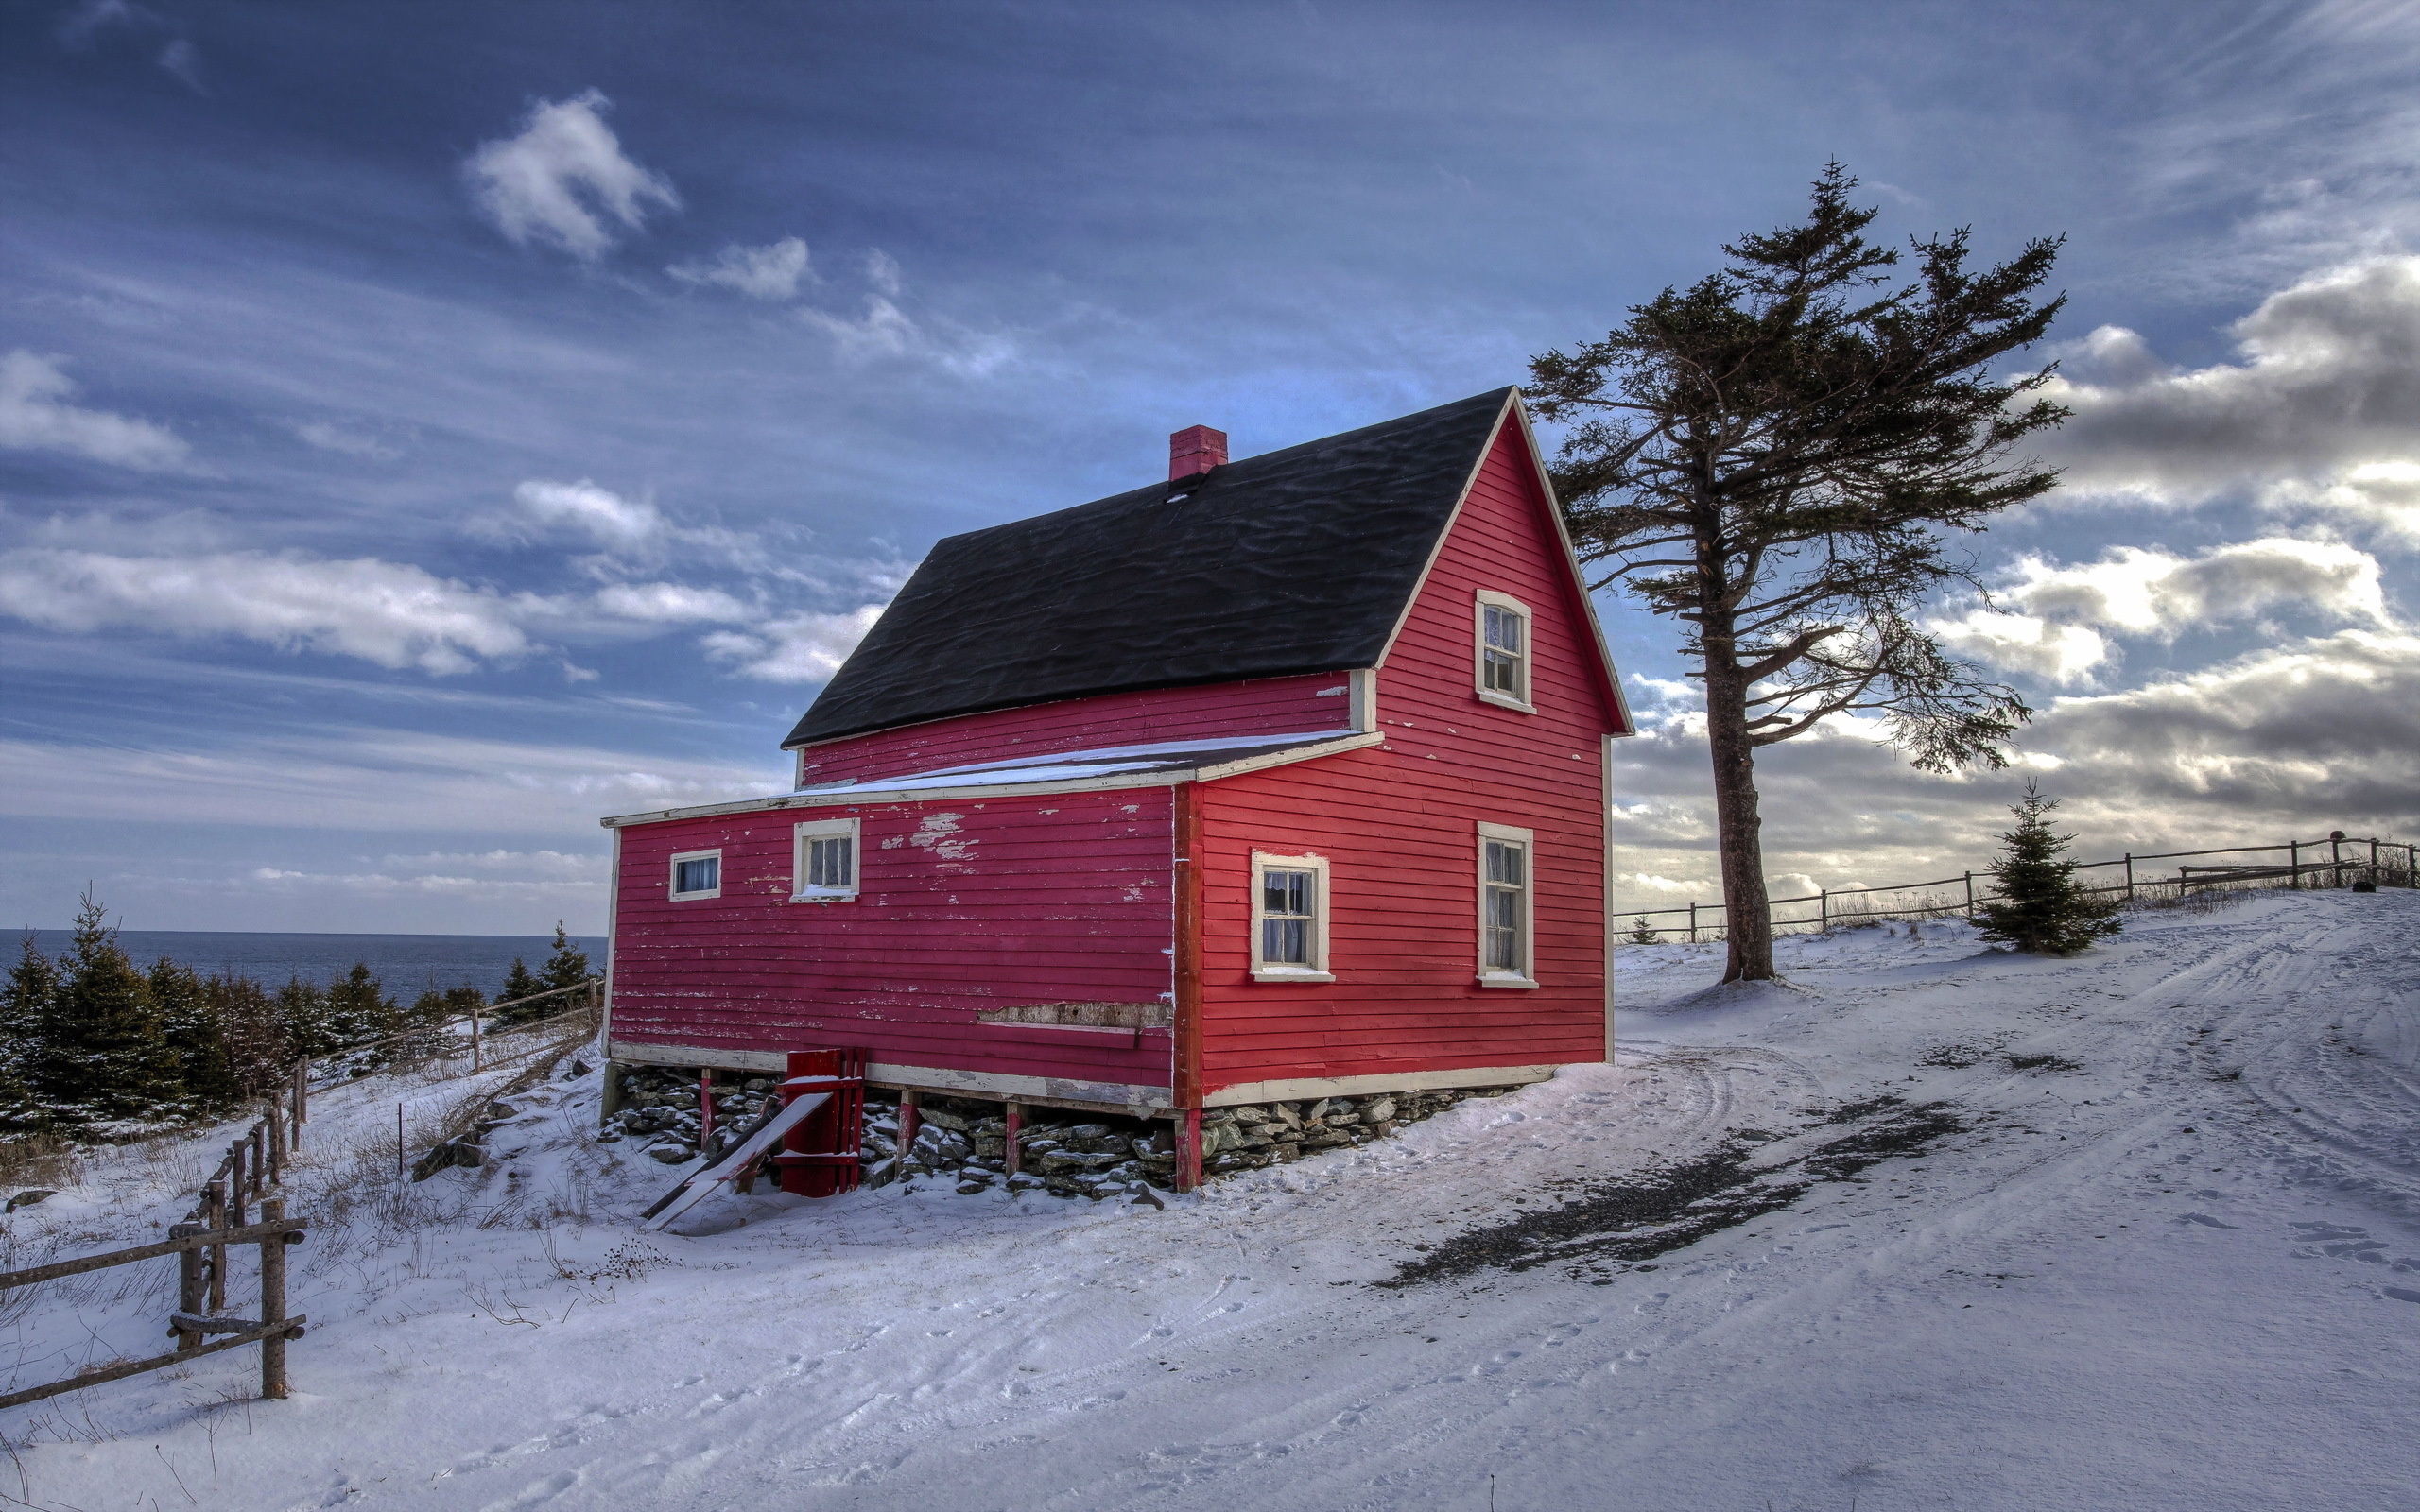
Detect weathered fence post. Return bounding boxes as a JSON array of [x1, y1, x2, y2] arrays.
[[472, 998, 483, 1074], [259, 1197, 290, 1400], [267, 1092, 284, 1187], [292, 1059, 307, 1149], [2290, 840, 2301, 888], [1819, 890, 1828, 932], [1964, 872, 1976, 919], [174, 1216, 205, 1352], [227, 1141, 248, 1228], [1004, 1101, 1024, 1177], [204, 1178, 227, 1311], [2123, 852, 2134, 901], [1687, 902, 1698, 944], [2331, 830, 2344, 887]]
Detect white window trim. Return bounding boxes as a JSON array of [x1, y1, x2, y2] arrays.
[[668, 848, 723, 902], [1475, 821, 1538, 988], [1250, 850, 1335, 983], [1474, 590, 1537, 714], [791, 816, 860, 903]]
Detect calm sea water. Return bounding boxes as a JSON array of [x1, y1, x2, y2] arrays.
[[18, 930, 607, 998]]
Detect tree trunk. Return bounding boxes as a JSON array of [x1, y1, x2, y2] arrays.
[[1703, 655, 1777, 982]]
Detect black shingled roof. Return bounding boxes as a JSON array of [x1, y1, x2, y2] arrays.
[[786, 387, 1518, 747]]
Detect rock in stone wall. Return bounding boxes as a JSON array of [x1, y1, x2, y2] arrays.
[[1197, 1087, 1506, 1175], [601, 1066, 778, 1166]]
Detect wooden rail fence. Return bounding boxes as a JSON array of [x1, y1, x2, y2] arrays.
[[0, 1080, 309, 1410], [1621, 831, 2417, 943]]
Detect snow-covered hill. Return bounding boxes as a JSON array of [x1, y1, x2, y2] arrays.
[[8, 888, 2415, 1511]]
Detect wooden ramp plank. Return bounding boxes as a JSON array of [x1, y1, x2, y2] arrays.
[[640, 1091, 830, 1231]]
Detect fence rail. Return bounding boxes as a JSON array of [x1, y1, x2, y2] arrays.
[[1620, 831, 2417, 943]]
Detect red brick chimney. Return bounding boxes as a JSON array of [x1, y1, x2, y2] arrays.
[[1168, 424, 1227, 481]]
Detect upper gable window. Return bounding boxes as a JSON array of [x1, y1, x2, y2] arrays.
[[1475, 590, 1535, 713]]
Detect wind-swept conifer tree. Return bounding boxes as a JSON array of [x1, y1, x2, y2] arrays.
[[1530, 164, 2069, 982]]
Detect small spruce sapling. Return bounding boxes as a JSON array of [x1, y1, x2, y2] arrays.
[[1627, 915, 1661, 945], [541, 922, 592, 997], [1975, 785, 2122, 954], [497, 956, 546, 1024]]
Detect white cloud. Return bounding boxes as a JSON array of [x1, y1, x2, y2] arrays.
[[0, 547, 538, 674], [464, 90, 679, 260], [1937, 539, 2394, 683], [0, 351, 188, 471], [2043, 259, 2420, 532], [669, 237, 811, 300], [702, 604, 886, 682], [1930, 610, 2111, 684], [511, 478, 665, 548], [293, 420, 401, 460], [589, 581, 752, 623], [865, 249, 904, 296]]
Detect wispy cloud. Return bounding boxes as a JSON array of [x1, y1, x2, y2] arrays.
[[0, 351, 189, 471], [795, 251, 1017, 375], [668, 237, 811, 300], [463, 90, 680, 260], [702, 604, 887, 682], [0, 547, 541, 673], [292, 420, 402, 460]]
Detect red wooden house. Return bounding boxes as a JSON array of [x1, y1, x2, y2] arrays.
[[599, 387, 1633, 1186]]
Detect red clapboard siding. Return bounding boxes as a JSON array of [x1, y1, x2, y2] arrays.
[[610, 788, 1177, 1086], [792, 673, 1356, 786], [1194, 419, 1618, 1092]]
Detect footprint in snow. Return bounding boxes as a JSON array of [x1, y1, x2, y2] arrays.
[[2177, 1213, 2237, 1228]]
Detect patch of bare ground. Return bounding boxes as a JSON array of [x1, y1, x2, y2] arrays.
[[1379, 1095, 1968, 1288]]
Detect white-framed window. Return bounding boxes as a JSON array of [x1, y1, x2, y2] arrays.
[[1476, 822, 1537, 988], [668, 849, 722, 901], [1251, 850, 1334, 983], [791, 817, 860, 902], [1474, 590, 1535, 713]]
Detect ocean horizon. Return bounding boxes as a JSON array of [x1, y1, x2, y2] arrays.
[[16, 929, 609, 999]]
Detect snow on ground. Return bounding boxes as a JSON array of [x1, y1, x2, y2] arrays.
[[6, 888, 2416, 1511]]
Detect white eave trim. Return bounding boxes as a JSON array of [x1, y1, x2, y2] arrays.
[[597, 730, 1384, 829]]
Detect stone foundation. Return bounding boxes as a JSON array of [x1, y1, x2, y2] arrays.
[[602, 1063, 1518, 1196]]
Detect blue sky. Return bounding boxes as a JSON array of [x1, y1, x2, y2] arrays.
[[5, 0, 2419, 933]]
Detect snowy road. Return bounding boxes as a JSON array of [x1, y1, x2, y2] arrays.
[[9, 889, 2415, 1510]]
